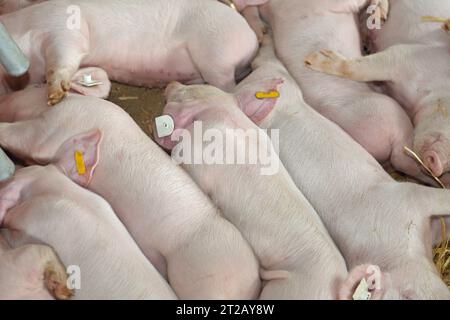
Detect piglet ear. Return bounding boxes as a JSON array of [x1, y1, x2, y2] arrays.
[[154, 101, 204, 151], [235, 78, 284, 124], [70, 67, 111, 99], [339, 264, 390, 300], [55, 130, 103, 187], [233, 0, 269, 11]]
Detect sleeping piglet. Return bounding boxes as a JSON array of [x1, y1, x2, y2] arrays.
[[234, 35, 450, 299], [1, 0, 259, 105], [0, 165, 177, 299], [258, 0, 430, 185], [155, 82, 348, 299], [0, 87, 261, 299], [306, 0, 450, 186]]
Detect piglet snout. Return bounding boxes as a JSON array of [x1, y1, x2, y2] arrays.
[[422, 150, 446, 177]]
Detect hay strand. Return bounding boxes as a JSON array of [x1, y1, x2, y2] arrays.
[[422, 16, 448, 23]]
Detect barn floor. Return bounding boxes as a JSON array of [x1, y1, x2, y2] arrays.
[[108, 82, 450, 289], [108, 82, 166, 139]]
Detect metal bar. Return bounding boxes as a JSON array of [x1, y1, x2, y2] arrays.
[[0, 22, 29, 77]]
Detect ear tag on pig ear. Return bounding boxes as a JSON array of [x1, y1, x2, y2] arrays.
[[352, 278, 372, 300], [155, 115, 175, 138], [75, 151, 87, 176], [77, 74, 103, 88], [255, 91, 280, 100]]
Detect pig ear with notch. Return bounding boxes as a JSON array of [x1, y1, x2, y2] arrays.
[[233, 0, 269, 11], [235, 77, 284, 124], [339, 264, 391, 300], [55, 130, 103, 187], [70, 67, 112, 99]]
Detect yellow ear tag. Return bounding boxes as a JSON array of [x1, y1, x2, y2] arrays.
[[75, 151, 86, 176], [255, 91, 280, 100]]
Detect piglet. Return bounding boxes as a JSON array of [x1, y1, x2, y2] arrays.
[[306, 0, 450, 185], [0, 87, 260, 300], [0, 233, 72, 300], [0, 165, 177, 299], [1, 0, 258, 104], [233, 35, 450, 299], [257, 0, 431, 185], [155, 82, 348, 299]]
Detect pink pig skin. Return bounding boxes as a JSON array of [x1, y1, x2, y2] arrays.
[[0, 0, 44, 14], [0, 165, 177, 300], [234, 35, 450, 299], [158, 81, 348, 299], [257, 0, 434, 185], [365, 0, 450, 183], [218, 0, 269, 42], [0, 233, 72, 300], [305, 0, 450, 185], [0, 0, 258, 105], [0, 87, 261, 300]]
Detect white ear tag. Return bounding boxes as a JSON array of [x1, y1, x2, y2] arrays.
[[353, 278, 372, 300], [78, 73, 103, 87], [155, 115, 175, 138]]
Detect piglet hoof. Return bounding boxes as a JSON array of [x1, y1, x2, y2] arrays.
[[44, 260, 74, 300], [48, 85, 69, 106], [370, 0, 389, 22], [305, 50, 348, 77], [47, 71, 71, 106]]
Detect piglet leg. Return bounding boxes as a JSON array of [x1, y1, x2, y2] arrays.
[[305, 47, 402, 82], [45, 33, 89, 105], [241, 6, 266, 43]]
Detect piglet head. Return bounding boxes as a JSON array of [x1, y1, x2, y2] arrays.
[[155, 82, 237, 151]]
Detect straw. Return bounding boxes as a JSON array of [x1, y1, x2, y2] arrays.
[[422, 16, 448, 23]]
